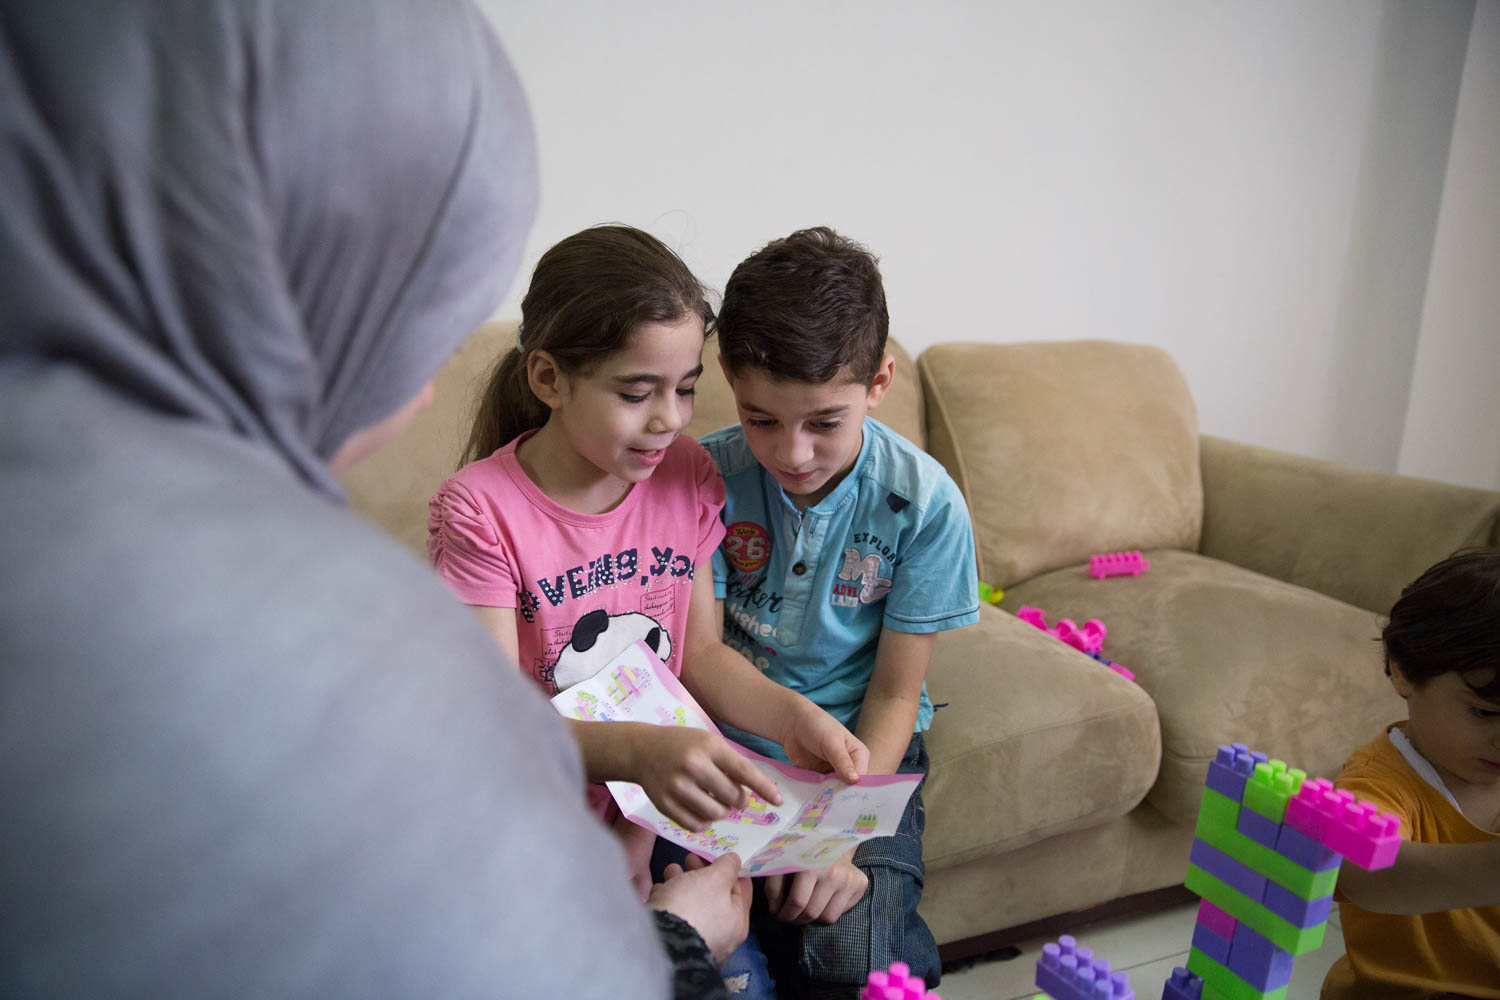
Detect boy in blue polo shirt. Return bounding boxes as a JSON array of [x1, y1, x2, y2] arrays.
[[700, 227, 980, 998]]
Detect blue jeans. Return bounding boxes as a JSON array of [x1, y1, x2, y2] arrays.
[[650, 839, 778, 999], [753, 733, 938, 1000]]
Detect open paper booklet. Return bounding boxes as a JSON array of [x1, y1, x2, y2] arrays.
[[550, 639, 920, 876]]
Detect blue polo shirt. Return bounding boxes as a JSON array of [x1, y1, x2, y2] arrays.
[[702, 417, 980, 762]]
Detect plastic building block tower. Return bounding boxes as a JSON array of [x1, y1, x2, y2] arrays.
[[1032, 935, 1134, 999], [1016, 605, 1135, 680], [1165, 741, 1402, 1000], [862, 960, 940, 1000], [1089, 550, 1150, 579]]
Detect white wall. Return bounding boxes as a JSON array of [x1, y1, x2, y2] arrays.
[[480, 0, 1494, 485], [1398, 0, 1500, 491]]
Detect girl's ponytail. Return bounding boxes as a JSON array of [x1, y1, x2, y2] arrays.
[[461, 343, 546, 465], [459, 225, 713, 468]]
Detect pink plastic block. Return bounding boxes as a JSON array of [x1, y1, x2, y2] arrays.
[[1089, 550, 1150, 579], [1195, 899, 1237, 940], [1283, 779, 1402, 871], [1053, 617, 1107, 654], [862, 960, 939, 1000], [1017, 605, 1048, 629]]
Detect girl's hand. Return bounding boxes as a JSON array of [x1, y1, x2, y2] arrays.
[[613, 814, 657, 902], [630, 725, 784, 831], [764, 851, 868, 925], [779, 700, 869, 784]]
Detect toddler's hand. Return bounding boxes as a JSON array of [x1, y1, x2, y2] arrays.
[[631, 725, 783, 831], [780, 702, 868, 784], [764, 853, 867, 925]]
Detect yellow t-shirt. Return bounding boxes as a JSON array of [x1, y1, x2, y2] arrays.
[[1321, 724, 1500, 1000]]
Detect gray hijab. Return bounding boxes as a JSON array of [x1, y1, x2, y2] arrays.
[[0, 0, 532, 497], [0, 1, 674, 996]]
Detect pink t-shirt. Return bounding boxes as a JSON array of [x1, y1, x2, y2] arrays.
[[428, 431, 726, 695]]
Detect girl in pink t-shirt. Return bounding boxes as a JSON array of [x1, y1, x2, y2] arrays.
[[427, 225, 867, 897]]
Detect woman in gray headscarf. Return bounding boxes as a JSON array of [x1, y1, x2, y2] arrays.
[[0, 1, 742, 995]]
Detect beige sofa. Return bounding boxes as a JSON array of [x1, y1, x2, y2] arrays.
[[343, 322, 1500, 958]]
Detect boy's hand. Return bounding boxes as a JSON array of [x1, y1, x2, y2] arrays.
[[779, 700, 869, 784], [764, 851, 867, 925], [629, 725, 784, 831]]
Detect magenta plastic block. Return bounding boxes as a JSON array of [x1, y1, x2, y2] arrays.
[[1225, 921, 1295, 991], [1017, 605, 1048, 629], [1036, 936, 1134, 1000], [1283, 780, 1402, 870], [1089, 550, 1150, 579], [1273, 818, 1340, 872], [1196, 899, 1238, 940], [1160, 967, 1203, 1000], [1235, 802, 1281, 849], [1189, 838, 1267, 902], [863, 960, 939, 1000], [1261, 879, 1332, 928], [1053, 617, 1107, 653], [1086, 650, 1137, 681], [1190, 920, 1231, 964]]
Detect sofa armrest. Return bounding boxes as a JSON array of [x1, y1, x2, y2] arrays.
[[1199, 434, 1500, 614]]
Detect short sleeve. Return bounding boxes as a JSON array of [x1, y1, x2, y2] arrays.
[[692, 444, 728, 567], [426, 479, 518, 607], [884, 478, 980, 633]]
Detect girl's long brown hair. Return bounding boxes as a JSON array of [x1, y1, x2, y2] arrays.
[[461, 225, 714, 466]]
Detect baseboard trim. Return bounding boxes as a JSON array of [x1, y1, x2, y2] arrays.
[[937, 884, 1198, 967]]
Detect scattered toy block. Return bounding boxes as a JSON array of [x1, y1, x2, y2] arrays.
[[1035, 935, 1134, 1000], [863, 960, 940, 1000], [1161, 966, 1204, 1000], [978, 580, 1004, 605], [1089, 550, 1150, 579]]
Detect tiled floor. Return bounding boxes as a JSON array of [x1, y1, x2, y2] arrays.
[[934, 901, 1344, 1000]]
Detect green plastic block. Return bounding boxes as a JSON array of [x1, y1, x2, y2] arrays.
[[1195, 788, 1339, 900], [1241, 760, 1306, 823], [1187, 947, 1289, 1000], [1186, 864, 1327, 955]]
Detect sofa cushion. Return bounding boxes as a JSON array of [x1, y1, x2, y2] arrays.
[[921, 604, 1161, 870], [1002, 549, 1406, 827], [918, 340, 1202, 587]]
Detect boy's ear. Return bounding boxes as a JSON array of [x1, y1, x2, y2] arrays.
[[864, 354, 896, 408], [526, 350, 567, 409], [1388, 658, 1416, 700]]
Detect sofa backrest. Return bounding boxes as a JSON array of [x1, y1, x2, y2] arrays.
[[342, 320, 926, 558], [918, 340, 1203, 587]]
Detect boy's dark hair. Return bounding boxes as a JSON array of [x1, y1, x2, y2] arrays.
[[1382, 547, 1500, 699], [717, 226, 889, 385], [461, 225, 714, 465]]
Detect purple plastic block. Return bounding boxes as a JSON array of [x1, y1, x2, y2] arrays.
[[1273, 819, 1340, 872], [1161, 967, 1203, 1000], [1261, 879, 1332, 928], [1205, 745, 1256, 801], [1225, 921, 1295, 991], [1036, 936, 1134, 1000], [1189, 838, 1267, 902], [1235, 803, 1281, 849], [1196, 899, 1237, 940], [1190, 921, 1231, 964]]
